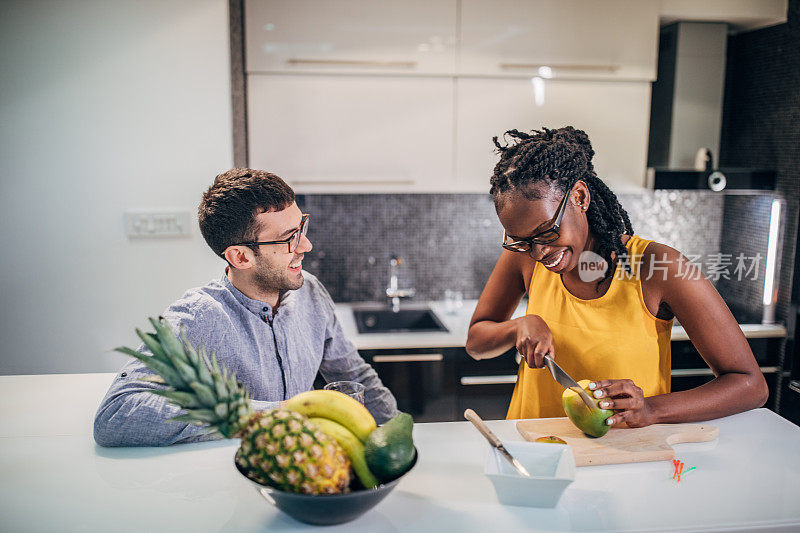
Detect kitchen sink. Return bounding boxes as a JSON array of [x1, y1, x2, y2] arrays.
[[353, 308, 448, 334]]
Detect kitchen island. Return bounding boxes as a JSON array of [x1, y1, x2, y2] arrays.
[[1, 373, 799, 532]]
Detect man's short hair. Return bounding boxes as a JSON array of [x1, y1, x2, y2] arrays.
[[198, 168, 295, 258]]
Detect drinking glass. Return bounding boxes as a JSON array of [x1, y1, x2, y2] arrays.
[[324, 381, 366, 404], [444, 289, 464, 315]]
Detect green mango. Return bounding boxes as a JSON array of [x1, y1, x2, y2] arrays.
[[562, 379, 613, 438], [364, 412, 415, 483]]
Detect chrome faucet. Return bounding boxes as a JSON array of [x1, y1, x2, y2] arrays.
[[386, 256, 415, 312]]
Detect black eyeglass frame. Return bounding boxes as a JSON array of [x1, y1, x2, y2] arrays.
[[229, 213, 309, 255], [502, 182, 576, 252]]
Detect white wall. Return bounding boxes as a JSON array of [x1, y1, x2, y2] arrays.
[[0, 0, 233, 374]]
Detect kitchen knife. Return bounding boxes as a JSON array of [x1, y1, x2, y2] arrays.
[[542, 355, 597, 410], [463, 408, 530, 477]]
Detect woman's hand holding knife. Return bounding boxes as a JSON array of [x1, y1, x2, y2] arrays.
[[513, 314, 555, 369]]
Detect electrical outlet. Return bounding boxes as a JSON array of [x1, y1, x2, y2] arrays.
[[124, 211, 191, 238]]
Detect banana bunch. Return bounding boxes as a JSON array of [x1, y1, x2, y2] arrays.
[[285, 390, 379, 489]]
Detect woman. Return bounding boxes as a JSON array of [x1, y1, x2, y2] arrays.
[[465, 127, 768, 427]]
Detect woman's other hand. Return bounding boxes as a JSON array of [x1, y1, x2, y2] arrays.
[[589, 379, 656, 428], [514, 315, 554, 369]]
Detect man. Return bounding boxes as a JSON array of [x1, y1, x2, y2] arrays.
[[94, 169, 398, 446]]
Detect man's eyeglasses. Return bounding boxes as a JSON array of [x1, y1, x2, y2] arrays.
[[231, 213, 309, 255], [502, 183, 574, 253]]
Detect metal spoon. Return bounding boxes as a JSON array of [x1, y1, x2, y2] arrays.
[[464, 409, 530, 477]]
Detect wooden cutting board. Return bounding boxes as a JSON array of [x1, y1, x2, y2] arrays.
[[516, 417, 718, 466]]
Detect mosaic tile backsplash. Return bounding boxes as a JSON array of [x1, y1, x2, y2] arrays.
[[297, 190, 786, 323]]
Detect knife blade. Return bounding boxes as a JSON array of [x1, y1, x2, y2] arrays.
[[542, 355, 597, 410], [463, 409, 530, 477]]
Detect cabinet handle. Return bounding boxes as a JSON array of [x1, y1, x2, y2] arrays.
[[671, 366, 780, 377], [373, 353, 444, 363], [499, 63, 619, 73], [460, 375, 517, 386], [287, 58, 417, 68], [789, 380, 800, 394]]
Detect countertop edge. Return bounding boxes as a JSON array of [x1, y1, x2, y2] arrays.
[[336, 301, 788, 349]]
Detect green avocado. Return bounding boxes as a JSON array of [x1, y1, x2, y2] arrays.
[[364, 412, 416, 483], [562, 379, 614, 438]]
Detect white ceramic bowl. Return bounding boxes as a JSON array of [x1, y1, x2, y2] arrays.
[[484, 441, 575, 508]]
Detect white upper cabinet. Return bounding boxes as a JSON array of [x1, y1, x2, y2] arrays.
[[243, 0, 662, 192], [245, 0, 457, 75], [659, 0, 788, 33], [247, 75, 455, 193], [455, 78, 652, 192], [458, 0, 660, 81]]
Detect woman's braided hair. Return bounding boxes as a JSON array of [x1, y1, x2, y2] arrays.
[[489, 126, 633, 286]]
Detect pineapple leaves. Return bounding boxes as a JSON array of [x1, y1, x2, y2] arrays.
[[209, 351, 229, 399], [180, 328, 201, 367], [135, 329, 170, 364], [184, 409, 220, 424], [138, 375, 166, 385], [196, 426, 224, 439], [188, 333, 214, 388], [214, 403, 229, 418], [149, 389, 202, 409], [167, 414, 205, 426], [189, 381, 218, 408], [113, 346, 188, 389], [171, 356, 200, 385], [116, 316, 254, 436], [212, 374, 229, 402], [149, 317, 189, 364]]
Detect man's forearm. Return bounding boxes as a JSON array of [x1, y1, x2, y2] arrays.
[[360, 371, 398, 424], [94, 388, 211, 447]]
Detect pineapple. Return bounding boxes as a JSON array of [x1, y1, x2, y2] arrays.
[[235, 409, 350, 494], [115, 317, 351, 494]]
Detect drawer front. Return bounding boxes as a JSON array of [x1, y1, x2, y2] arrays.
[[361, 348, 457, 423], [458, 347, 519, 376], [457, 382, 515, 421], [456, 347, 517, 421], [671, 338, 780, 369], [779, 380, 800, 426]]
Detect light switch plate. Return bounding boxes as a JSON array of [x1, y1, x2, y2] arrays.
[[124, 211, 191, 238]]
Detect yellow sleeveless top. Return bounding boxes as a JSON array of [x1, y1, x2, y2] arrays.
[[506, 235, 673, 420]]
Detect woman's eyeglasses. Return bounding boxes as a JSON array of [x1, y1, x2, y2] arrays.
[[231, 213, 309, 255], [502, 183, 574, 253]]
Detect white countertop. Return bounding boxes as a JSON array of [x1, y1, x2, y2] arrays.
[[335, 300, 788, 349], [1, 373, 799, 532]]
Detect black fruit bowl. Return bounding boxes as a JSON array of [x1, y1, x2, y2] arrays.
[[235, 449, 418, 526]]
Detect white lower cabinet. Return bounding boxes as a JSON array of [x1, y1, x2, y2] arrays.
[[247, 74, 455, 193], [454, 78, 652, 192]]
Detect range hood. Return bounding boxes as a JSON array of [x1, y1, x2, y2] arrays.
[[646, 22, 775, 190]]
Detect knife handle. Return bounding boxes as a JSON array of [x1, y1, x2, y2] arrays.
[[463, 409, 502, 448]]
